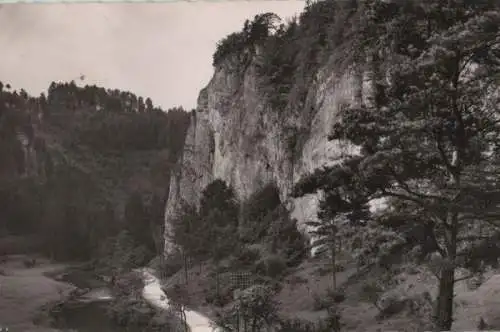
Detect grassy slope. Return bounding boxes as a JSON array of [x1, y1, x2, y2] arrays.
[[158, 254, 500, 331]]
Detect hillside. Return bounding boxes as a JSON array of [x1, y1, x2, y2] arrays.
[[160, 0, 500, 331], [0, 81, 191, 263], [1, 0, 500, 330]]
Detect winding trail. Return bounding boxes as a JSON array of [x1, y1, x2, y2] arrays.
[[138, 268, 221, 332]]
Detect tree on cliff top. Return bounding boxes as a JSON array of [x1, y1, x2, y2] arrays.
[[212, 12, 281, 66], [294, 0, 500, 330]]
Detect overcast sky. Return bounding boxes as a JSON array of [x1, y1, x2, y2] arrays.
[[0, 2, 305, 110]]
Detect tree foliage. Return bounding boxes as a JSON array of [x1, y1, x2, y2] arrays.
[[240, 183, 282, 241], [171, 179, 239, 262], [294, 0, 500, 329], [240, 183, 308, 267], [0, 81, 191, 262], [212, 13, 282, 67], [214, 285, 280, 332]]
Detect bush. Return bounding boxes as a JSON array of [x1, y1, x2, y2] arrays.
[[96, 231, 151, 274], [312, 289, 346, 311], [147, 255, 164, 271], [215, 284, 280, 331], [212, 32, 248, 67], [360, 281, 385, 310], [154, 251, 184, 279], [329, 289, 346, 303], [149, 309, 185, 331], [254, 254, 287, 279], [231, 244, 263, 267], [240, 183, 282, 243], [314, 263, 345, 276], [23, 257, 37, 268], [112, 271, 144, 298], [277, 318, 318, 332], [204, 287, 234, 308], [278, 307, 342, 332]]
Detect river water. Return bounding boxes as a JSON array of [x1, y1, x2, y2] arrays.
[[49, 269, 143, 332], [51, 301, 128, 332]]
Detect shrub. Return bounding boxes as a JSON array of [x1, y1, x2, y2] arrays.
[[96, 231, 151, 274], [23, 257, 37, 268], [212, 32, 248, 67], [360, 281, 385, 311], [278, 307, 342, 332], [150, 309, 185, 331], [277, 318, 318, 332], [231, 245, 262, 268], [329, 289, 346, 303], [212, 13, 280, 67], [254, 254, 287, 279], [312, 288, 346, 311], [147, 255, 164, 271], [204, 287, 234, 308], [312, 293, 327, 311], [157, 250, 184, 279], [215, 284, 280, 331], [242, 183, 281, 224], [466, 273, 485, 291], [112, 271, 144, 298], [240, 183, 282, 243]]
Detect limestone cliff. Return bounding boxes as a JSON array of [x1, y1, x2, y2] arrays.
[[0, 109, 48, 182], [163, 36, 383, 254]]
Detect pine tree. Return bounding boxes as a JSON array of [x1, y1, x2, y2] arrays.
[[124, 192, 154, 253], [295, 1, 500, 330], [303, 182, 369, 290], [170, 200, 201, 284]]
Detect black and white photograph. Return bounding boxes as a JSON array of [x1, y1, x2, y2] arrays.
[[0, 1, 499, 331]]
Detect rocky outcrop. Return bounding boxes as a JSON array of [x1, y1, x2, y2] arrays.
[[164, 49, 379, 255]]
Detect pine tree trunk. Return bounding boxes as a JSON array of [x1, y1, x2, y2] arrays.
[[215, 265, 220, 297], [434, 267, 454, 331], [236, 308, 240, 332], [434, 211, 458, 331], [183, 250, 189, 286], [331, 245, 337, 290]]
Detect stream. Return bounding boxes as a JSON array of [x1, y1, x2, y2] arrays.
[[49, 269, 142, 332], [47, 267, 218, 332]]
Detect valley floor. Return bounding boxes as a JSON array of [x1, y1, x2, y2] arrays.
[[0, 255, 75, 332]]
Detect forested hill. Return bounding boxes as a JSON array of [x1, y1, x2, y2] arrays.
[[0, 80, 191, 262]]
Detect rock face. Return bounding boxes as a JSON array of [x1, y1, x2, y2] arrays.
[[164, 51, 377, 255], [0, 113, 47, 183]]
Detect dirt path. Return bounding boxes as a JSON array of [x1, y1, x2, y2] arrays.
[[138, 268, 221, 332], [0, 255, 75, 332]]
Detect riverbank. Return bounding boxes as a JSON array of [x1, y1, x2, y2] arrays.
[[0, 255, 217, 332], [0, 255, 75, 332]]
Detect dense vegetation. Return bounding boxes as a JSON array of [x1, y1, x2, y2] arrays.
[[209, 0, 500, 330], [1, 0, 499, 330], [213, 1, 357, 113], [169, 180, 308, 303], [0, 81, 191, 265], [291, 0, 500, 330]]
